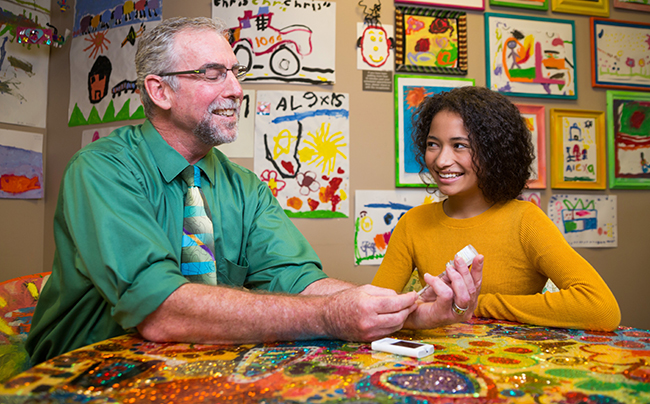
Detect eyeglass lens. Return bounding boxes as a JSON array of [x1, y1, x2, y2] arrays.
[[205, 65, 246, 81]]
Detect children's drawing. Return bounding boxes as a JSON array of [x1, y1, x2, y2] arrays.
[[254, 91, 349, 218], [67, 0, 162, 127], [0, 129, 43, 199], [606, 90, 650, 189], [81, 125, 120, 148], [517, 190, 542, 208], [613, 0, 650, 12], [357, 23, 394, 71], [551, 109, 606, 190], [217, 90, 255, 159], [394, 6, 467, 75], [548, 194, 617, 248], [395, 75, 474, 187], [591, 18, 650, 91], [0, 0, 51, 128], [489, 0, 548, 11], [355, 189, 445, 265], [485, 13, 577, 99], [214, 2, 335, 85], [356, 0, 393, 71], [515, 104, 546, 189]]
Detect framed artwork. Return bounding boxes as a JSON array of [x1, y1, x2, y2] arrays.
[[489, 0, 549, 10], [394, 0, 484, 10], [550, 109, 606, 190], [395, 75, 475, 187], [394, 6, 468, 75], [515, 104, 547, 189], [590, 18, 650, 91], [613, 0, 650, 12], [551, 0, 609, 16], [606, 90, 650, 189], [485, 13, 577, 100]]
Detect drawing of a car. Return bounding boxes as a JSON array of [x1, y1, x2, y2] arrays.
[[228, 8, 313, 77]]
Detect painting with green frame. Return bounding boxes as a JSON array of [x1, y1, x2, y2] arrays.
[[394, 74, 474, 187], [489, 0, 548, 11], [607, 90, 650, 189]]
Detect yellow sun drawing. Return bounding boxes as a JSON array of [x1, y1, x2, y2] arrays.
[[298, 122, 347, 176]]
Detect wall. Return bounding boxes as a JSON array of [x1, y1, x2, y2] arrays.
[[1, 0, 648, 330]]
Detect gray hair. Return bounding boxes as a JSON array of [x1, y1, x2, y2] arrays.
[[135, 16, 230, 120]]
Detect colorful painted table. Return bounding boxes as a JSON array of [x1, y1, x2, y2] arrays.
[[1, 318, 649, 403]]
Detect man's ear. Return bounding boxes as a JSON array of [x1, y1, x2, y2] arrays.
[[144, 74, 173, 111]]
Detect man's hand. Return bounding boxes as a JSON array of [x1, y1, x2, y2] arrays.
[[322, 285, 418, 341], [405, 254, 483, 329]]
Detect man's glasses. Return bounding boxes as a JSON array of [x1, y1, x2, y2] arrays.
[[159, 64, 248, 82]]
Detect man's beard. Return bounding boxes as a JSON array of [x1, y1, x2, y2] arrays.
[[193, 99, 240, 146]]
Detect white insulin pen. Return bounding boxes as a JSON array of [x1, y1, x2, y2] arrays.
[[417, 244, 479, 297]]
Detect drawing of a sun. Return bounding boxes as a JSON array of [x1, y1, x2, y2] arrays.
[[299, 122, 347, 176], [84, 30, 111, 59]]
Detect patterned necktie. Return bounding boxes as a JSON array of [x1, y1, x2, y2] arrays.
[[180, 165, 217, 285]]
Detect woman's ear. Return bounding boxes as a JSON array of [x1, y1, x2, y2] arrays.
[[144, 75, 173, 111]]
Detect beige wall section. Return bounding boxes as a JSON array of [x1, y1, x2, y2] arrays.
[[1, 1, 647, 329]]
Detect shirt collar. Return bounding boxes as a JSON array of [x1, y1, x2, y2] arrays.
[[141, 119, 217, 186]]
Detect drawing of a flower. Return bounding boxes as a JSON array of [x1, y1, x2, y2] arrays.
[[259, 169, 286, 197], [296, 171, 320, 195], [626, 57, 635, 68]]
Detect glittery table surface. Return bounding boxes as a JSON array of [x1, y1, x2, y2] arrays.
[[1, 317, 649, 403]]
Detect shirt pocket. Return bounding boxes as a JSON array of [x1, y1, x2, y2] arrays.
[[217, 257, 249, 287]]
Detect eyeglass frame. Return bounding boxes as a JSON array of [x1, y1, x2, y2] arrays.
[[158, 63, 249, 82]]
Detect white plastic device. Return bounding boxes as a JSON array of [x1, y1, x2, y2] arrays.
[[371, 337, 435, 358], [418, 244, 479, 296]]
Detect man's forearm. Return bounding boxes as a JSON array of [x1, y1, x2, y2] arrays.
[[137, 282, 419, 345], [300, 278, 356, 295], [137, 283, 337, 344]]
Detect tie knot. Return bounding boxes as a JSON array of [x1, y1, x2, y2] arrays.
[[181, 165, 201, 188]]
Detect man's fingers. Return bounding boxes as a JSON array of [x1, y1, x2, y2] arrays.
[[374, 291, 418, 315]]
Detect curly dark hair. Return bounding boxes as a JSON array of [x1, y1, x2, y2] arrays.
[[412, 86, 535, 204]]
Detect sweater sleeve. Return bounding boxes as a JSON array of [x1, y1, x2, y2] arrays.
[[372, 214, 417, 293], [475, 205, 621, 331]]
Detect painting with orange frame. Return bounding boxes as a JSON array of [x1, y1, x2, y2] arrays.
[[515, 104, 547, 189]]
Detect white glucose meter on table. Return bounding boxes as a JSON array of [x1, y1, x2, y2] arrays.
[[371, 337, 435, 358]]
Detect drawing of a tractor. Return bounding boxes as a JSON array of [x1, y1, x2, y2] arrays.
[[228, 7, 313, 77]]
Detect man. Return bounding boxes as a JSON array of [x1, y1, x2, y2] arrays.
[[27, 17, 482, 364]]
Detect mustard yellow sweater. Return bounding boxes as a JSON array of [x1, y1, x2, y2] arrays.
[[372, 200, 621, 331]]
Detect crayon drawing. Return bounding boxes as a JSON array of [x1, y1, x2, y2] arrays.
[[0, 0, 50, 128], [606, 90, 650, 189], [214, 2, 335, 85], [356, 23, 394, 71], [548, 194, 617, 247], [254, 90, 349, 218], [67, 0, 163, 127], [591, 18, 650, 91], [395, 75, 474, 187], [0, 129, 43, 199], [355, 190, 445, 265], [551, 109, 606, 190], [80, 125, 120, 148], [485, 13, 576, 99]]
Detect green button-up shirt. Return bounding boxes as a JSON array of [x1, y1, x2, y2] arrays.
[[26, 120, 327, 364]]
